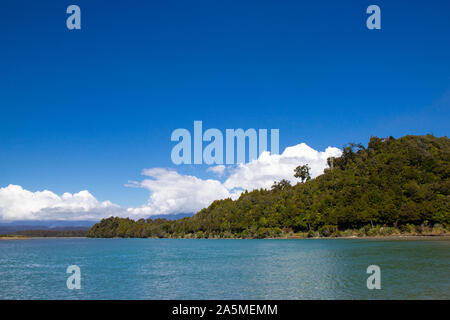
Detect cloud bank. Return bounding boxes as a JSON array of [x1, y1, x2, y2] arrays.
[[0, 184, 123, 221], [0, 143, 341, 221], [224, 143, 341, 191], [126, 168, 232, 217], [129, 143, 340, 217], [206, 165, 227, 177]]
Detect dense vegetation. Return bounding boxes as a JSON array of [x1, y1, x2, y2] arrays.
[[88, 135, 450, 238]]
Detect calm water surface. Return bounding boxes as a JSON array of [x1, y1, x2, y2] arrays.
[[0, 238, 448, 299]]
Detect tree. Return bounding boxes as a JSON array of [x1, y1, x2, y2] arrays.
[[327, 157, 336, 169], [294, 164, 311, 183], [271, 179, 291, 191]]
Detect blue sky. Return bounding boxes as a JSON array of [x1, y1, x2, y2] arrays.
[[0, 0, 449, 216]]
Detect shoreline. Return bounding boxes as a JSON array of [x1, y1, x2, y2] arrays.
[[2, 234, 449, 241], [0, 236, 84, 240], [0, 236, 29, 240], [275, 234, 450, 240]]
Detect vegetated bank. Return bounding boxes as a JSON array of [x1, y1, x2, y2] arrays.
[[0, 229, 88, 239], [87, 135, 450, 239], [0, 234, 29, 240], [14, 229, 88, 237]]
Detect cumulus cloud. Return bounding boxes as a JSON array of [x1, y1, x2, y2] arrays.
[[206, 165, 227, 177], [129, 143, 341, 216], [0, 142, 342, 221], [0, 185, 123, 221], [126, 168, 233, 217], [224, 143, 342, 191]]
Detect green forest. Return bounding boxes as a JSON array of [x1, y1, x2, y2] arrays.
[[87, 134, 450, 238]]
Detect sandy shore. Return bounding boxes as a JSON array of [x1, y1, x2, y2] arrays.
[[0, 236, 30, 240]]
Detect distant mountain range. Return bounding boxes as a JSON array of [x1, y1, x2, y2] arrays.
[[147, 213, 194, 220], [0, 213, 194, 234], [0, 220, 94, 234]]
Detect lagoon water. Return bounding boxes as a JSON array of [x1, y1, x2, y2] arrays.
[[0, 238, 449, 299]]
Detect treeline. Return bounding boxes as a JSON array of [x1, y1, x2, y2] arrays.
[[14, 229, 88, 237], [87, 134, 450, 239]]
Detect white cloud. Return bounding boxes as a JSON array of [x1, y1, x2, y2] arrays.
[[0, 142, 342, 221], [224, 143, 342, 191], [126, 168, 233, 217], [0, 184, 123, 221], [128, 143, 341, 216], [206, 165, 227, 177]]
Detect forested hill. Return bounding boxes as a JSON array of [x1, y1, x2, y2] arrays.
[[87, 135, 450, 238]]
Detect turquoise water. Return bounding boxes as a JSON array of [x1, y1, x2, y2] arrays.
[[0, 238, 448, 299]]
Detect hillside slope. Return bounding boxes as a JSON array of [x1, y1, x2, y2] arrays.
[[87, 135, 450, 238]]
